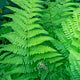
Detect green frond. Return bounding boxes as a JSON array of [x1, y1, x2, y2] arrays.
[[32, 52, 61, 62], [27, 29, 48, 38], [1, 32, 27, 48], [30, 45, 56, 55], [39, 0, 78, 56], [0, 56, 23, 64], [28, 36, 53, 47], [62, 8, 80, 40], [0, 52, 10, 60], [46, 57, 64, 64], [69, 47, 80, 80], [0, 44, 28, 56], [62, 8, 80, 80], [41, 0, 79, 28], [54, 28, 71, 49], [0, 0, 65, 80]]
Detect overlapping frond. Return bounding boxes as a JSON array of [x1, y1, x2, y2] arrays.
[[62, 8, 80, 80], [41, 0, 79, 28], [0, 0, 65, 80], [40, 0, 78, 55]]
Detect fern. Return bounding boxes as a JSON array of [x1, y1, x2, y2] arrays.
[[0, 0, 65, 80], [40, 0, 80, 79], [41, 0, 79, 28], [62, 8, 80, 80], [39, 0, 79, 54], [40, 0, 79, 50]]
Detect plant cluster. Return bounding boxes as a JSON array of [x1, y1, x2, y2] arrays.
[[0, 0, 80, 80]]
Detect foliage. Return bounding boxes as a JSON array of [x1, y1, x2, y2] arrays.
[[62, 8, 80, 80], [40, 0, 80, 52], [0, 0, 80, 80], [41, 0, 80, 28], [0, 0, 66, 80]]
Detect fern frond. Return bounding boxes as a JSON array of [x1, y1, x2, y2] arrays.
[[41, 0, 79, 28], [62, 8, 80, 80], [0, 0, 65, 80], [40, 0, 78, 55]]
